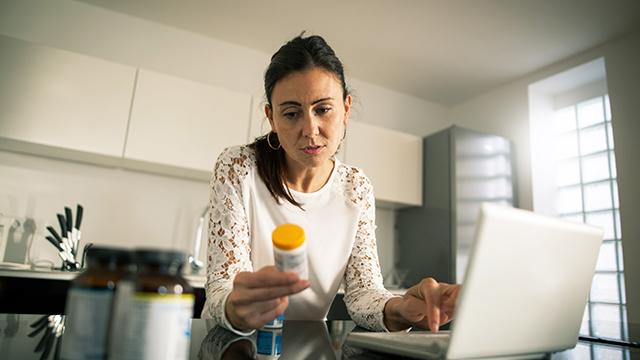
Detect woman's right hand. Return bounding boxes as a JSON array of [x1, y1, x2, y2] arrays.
[[225, 265, 310, 331]]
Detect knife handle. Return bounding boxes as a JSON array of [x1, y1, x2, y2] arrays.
[[75, 204, 83, 230], [46, 226, 63, 243], [56, 214, 67, 238], [64, 207, 73, 233], [45, 236, 63, 252]]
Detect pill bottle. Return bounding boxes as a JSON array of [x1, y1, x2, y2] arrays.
[[113, 249, 194, 360], [256, 327, 283, 359], [61, 246, 132, 360], [272, 224, 307, 279]]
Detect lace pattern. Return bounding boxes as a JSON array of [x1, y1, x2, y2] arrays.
[[337, 165, 395, 331], [203, 145, 395, 331], [203, 146, 255, 326]]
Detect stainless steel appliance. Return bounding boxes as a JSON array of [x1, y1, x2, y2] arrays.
[[396, 126, 516, 285]]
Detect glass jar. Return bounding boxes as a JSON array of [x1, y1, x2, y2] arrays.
[[61, 246, 132, 360], [112, 249, 194, 360]]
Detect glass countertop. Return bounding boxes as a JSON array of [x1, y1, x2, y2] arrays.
[[0, 314, 638, 359]]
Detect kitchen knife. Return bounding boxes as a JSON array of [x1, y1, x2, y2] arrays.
[[64, 207, 73, 235], [56, 214, 68, 240], [57, 213, 77, 257], [75, 204, 83, 230], [34, 323, 51, 352], [47, 225, 74, 260], [65, 206, 77, 255], [45, 236, 63, 252], [29, 315, 49, 330], [46, 226, 63, 244], [27, 321, 48, 338], [72, 204, 83, 253], [53, 334, 62, 360], [45, 235, 74, 266], [40, 325, 57, 360]]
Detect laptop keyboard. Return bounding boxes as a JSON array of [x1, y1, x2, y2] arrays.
[[347, 330, 450, 359], [381, 331, 450, 347]]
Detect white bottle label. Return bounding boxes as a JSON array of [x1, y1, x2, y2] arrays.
[[61, 288, 113, 360], [273, 243, 307, 279], [116, 293, 194, 360]]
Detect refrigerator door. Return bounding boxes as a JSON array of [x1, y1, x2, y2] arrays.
[[453, 127, 515, 281]]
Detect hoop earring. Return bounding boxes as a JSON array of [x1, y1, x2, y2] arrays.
[[267, 131, 281, 150]]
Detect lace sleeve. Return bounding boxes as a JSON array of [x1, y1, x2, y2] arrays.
[[201, 146, 254, 331], [343, 170, 395, 331]]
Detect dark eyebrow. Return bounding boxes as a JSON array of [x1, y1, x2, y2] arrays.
[[278, 97, 334, 107]]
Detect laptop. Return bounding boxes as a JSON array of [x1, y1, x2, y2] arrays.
[[347, 203, 604, 359]]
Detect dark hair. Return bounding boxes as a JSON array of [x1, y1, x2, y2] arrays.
[[249, 34, 349, 208]]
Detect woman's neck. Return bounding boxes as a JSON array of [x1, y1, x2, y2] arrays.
[[285, 158, 335, 193]]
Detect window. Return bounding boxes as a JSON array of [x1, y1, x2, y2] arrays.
[[553, 95, 628, 344]]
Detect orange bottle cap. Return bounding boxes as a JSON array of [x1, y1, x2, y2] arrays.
[[272, 224, 305, 250]]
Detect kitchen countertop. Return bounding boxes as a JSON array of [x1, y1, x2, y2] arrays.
[[2, 314, 637, 359]]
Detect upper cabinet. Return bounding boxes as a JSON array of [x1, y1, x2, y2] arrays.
[[0, 35, 136, 157], [345, 121, 422, 207], [124, 70, 252, 172], [0, 36, 421, 203]]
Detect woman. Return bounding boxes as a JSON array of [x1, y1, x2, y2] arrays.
[[201, 34, 460, 334]]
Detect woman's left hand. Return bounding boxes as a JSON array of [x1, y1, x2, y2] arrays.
[[384, 277, 461, 332]]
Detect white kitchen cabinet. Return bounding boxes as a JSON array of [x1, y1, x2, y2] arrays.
[[124, 70, 252, 172], [0, 35, 136, 157], [344, 121, 422, 206]]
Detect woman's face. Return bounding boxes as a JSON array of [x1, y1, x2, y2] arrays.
[[266, 67, 352, 172]]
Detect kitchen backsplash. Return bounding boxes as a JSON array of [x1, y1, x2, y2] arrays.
[[0, 150, 209, 268]]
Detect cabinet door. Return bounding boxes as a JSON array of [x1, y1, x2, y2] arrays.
[[125, 70, 251, 172], [345, 121, 422, 206], [0, 35, 135, 157]]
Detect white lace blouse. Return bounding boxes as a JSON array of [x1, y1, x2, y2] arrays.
[[201, 145, 395, 332]]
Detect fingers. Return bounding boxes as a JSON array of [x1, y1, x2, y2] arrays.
[[398, 295, 427, 323], [229, 279, 309, 305], [420, 278, 442, 332], [444, 284, 461, 311], [235, 266, 306, 288], [229, 296, 289, 330], [232, 298, 279, 316], [232, 267, 310, 305], [248, 297, 290, 329], [226, 266, 309, 330]]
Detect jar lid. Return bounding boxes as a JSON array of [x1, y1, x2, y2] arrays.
[[133, 248, 186, 266], [272, 224, 305, 250], [86, 246, 132, 265]]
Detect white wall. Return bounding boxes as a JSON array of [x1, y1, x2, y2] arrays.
[[449, 77, 532, 209], [0, 150, 209, 267], [349, 78, 450, 136], [0, 0, 450, 274], [450, 29, 640, 330]]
